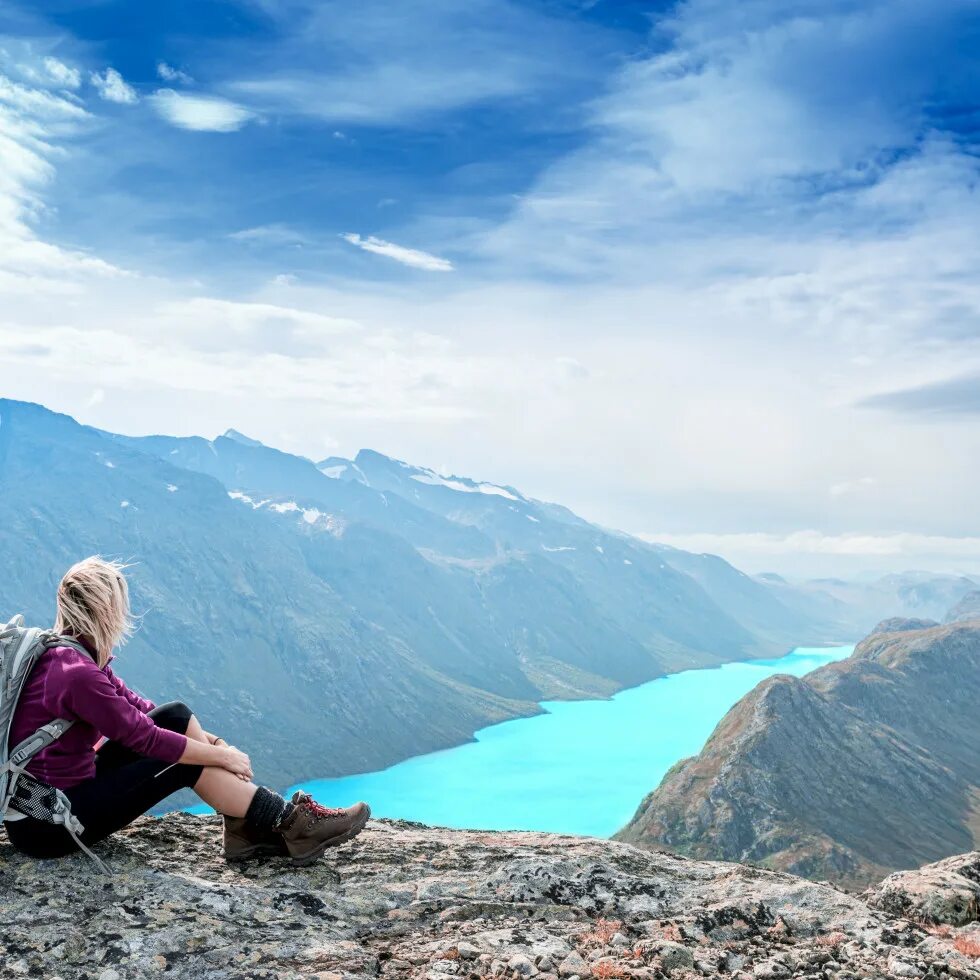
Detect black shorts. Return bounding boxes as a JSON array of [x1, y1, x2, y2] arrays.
[[5, 701, 204, 859]]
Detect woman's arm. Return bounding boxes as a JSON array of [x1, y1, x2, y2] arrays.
[[104, 663, 155, 713], [57, 653, 187, 764], [178, 739, 252, 779]]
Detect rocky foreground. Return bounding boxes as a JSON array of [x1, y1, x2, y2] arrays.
[[1, 816, 979, 980]]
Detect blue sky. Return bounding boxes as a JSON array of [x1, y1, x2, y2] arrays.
[[2, 0, 980, 575]]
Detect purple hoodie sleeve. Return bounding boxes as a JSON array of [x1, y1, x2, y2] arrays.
[[52, 650, 186, 764], [104, 663, 156, 714]]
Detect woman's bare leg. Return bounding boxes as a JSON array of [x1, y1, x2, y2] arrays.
[[185, 713, 258, 817], [194, 767, 258, 817]]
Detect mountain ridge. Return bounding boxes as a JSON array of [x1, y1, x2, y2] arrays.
[[617, 614, 980, 888]]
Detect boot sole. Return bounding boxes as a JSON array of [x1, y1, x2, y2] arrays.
[[225, 843, 290, 862], [289, 805, 371, 867]]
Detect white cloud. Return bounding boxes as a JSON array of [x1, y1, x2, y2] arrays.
[[43, 57, 80, 89], [149, 88, 253, 132], [156, 62, 193, 84], [225, 0, 592, 127], [0, 71, 127, 285], [90, 67, 138, 104], [342, 233, 452, 271], [229, 224, 308, 246]]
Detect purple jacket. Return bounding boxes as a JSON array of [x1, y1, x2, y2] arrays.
[[9, 643, 187, 789]]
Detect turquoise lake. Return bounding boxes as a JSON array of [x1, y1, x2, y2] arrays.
[[188, 645, 853, 836]]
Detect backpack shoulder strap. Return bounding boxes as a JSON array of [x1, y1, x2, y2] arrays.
[[41, 634, 95, 661]]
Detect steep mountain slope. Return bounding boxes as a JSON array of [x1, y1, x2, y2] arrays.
[[314, 449, 837, 666], [116, 433, 687, 690], [2, 397, 842, 792], [948, 590, 980, 623], [123, 429, 843, 674], [0, 400, 534, 784], [617, 617, 980, 888]]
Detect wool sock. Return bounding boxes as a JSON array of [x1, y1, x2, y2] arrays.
[[244, 786, 292, 832]]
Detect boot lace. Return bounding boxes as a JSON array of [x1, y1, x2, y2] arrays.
[[300, 796, 344, 821]]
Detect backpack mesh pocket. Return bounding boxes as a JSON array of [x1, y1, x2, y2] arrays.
[[10, 773, 65, 822]]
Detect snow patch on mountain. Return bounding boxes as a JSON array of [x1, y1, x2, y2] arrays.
[[228, 491, 338, 530], [409, 469, 521, 501], [317, 457, 369, 484]]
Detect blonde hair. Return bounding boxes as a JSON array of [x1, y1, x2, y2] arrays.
[[54, 557, 135, 668]]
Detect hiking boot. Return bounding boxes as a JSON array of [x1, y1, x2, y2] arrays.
[[223, 814, 288, 862], [278, 791, 371, 867]]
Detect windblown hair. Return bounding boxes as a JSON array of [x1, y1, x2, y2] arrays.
[[54, 557, 135, 668]]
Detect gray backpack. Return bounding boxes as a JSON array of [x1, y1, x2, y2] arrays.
[[0, 615, 110, 872]]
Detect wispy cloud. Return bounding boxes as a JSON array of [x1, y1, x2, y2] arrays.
[[157, 62, 193, 85], [0, 68, 126, 283], [43, 57, 80, 89], [858, 374, 980, 417], [342, 233, 453, 271], [90, 67, 137, 104], [149, 89, 253, 132], [224, 0, 601, 125], [229, 224, 309, 246]]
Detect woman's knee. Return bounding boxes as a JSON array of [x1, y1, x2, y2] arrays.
[[148, 701, 193, 734]]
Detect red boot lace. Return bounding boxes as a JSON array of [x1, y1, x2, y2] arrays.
[[300, 797, 345, 821]]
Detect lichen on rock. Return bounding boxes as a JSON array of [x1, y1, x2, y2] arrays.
[[1, 814, 978, 979]]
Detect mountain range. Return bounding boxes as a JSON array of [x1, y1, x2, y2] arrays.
[[1, 397, 976, 789], [618, 612, 980, 888]]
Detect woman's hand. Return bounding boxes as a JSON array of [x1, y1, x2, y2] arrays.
[[217, 745, 253, 781]]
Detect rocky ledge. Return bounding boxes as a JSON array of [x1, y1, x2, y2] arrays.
[[1, 815, 978, 980]]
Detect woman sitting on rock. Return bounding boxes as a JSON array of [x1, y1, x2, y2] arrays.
[[6, 556, 370, 865]]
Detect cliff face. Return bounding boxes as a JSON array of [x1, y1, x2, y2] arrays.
[[1, 815, 978, 980], [617, 620, 980, 889]]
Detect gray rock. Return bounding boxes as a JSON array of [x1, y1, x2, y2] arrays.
[[659, 941, 694, 971], [558, 952, 588, 977], [868, 852, 980, 926], [509, 954, 536, 976], [457, 941, 481, 960], [0, 815, 977, 980]]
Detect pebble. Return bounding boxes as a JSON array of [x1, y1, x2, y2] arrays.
[[888, 959, 924, 978], [558, 952, 588, 978], [509, 954, 536, 976], [659, 941, 695, 972], [457, 941, 481, 960]]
